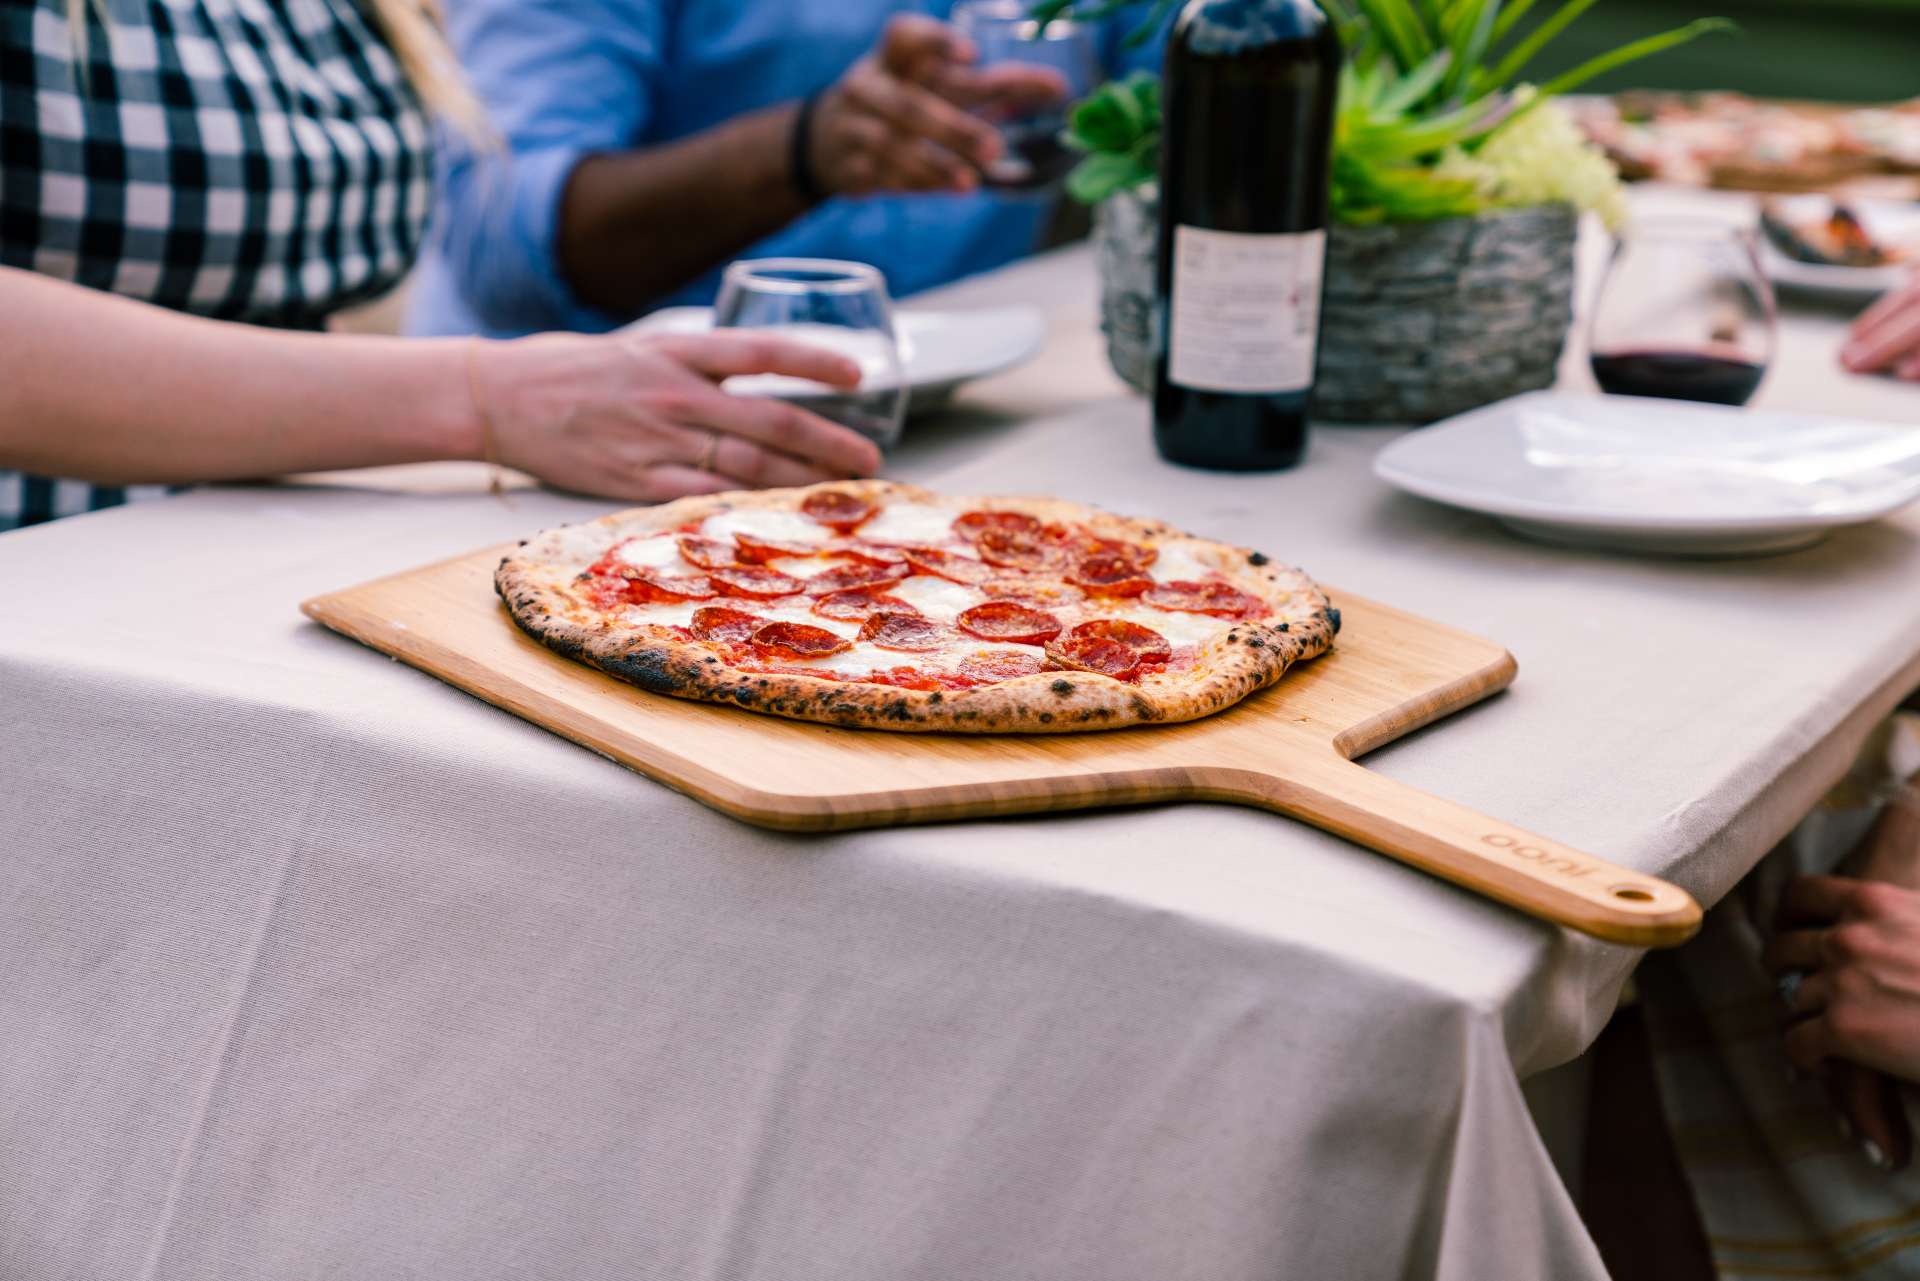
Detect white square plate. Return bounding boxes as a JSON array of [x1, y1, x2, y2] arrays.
[[1372, 391, 1920, 555]]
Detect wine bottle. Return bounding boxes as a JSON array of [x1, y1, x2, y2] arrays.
[[1151, 0, 1342, 471]]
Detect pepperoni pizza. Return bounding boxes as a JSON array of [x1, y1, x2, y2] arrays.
[[496, 481, 1339, 733]]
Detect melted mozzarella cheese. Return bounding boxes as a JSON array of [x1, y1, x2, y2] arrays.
[[700, 507, 832, 546], [622, 600, 705, 628], [614, 534, 689, 571], [789, 640, 1043, 678], [887, 574, 980, 622], [762, 555, 839, 580], [1149, 538, 1220, 583], [624, 596, 863, 638], [858, 501, 955, 545], [1112, 603, 1232, 651]]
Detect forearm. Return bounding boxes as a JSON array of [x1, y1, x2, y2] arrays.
[[556, 103, 811, 316], [0, 269, 479, 483]]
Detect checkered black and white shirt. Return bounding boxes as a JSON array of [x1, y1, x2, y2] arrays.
[[0, 0, 434, 531]]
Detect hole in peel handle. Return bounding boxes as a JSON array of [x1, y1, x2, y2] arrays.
[[1241, 760, 1704, 948]]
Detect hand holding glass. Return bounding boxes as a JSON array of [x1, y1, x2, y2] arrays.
[[712, 259, 908, 451], [951, 0, 1098, 191]]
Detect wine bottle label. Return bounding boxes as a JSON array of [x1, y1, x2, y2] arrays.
[[1167, 226, 1326, 394]]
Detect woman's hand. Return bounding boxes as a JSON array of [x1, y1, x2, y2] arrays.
[[810, 14, 1067, 196], [1767, 874, 1920, 1168], [473, 330, 882, 502], [1841, 273, 1920, 379]]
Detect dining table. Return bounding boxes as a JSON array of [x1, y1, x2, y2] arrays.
[[5, 183, 1920, 1281]]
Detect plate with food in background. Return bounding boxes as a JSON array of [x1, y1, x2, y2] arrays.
[[1758, 195, 1919, 301]]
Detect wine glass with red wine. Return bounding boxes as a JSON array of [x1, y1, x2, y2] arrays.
[[1588, 218, 1777, 407], [951, 0, 1098, 192]]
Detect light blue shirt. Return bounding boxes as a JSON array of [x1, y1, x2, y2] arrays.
[[406, 0, 1166, 337]]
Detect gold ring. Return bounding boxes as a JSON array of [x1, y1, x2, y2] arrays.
[[696, 431, 721, 474]]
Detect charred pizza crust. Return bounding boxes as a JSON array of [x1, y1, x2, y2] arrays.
[[496, 480, 1338, 734]]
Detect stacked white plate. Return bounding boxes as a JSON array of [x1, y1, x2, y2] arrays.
[[1373, 391, 1920, 555]]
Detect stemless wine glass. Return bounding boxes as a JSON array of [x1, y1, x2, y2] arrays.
[[951, 0, 1100, 191], [1587, 218, 1778, 407], [712, 258, 908, 450]]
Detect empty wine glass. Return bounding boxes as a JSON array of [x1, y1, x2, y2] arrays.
[[1588, 218, 1778, 407], [951, 0, 1099, 191], [712, 258, 908, 450]]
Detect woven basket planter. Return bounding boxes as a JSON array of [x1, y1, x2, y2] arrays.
[[1095, 187, 1578, 424]]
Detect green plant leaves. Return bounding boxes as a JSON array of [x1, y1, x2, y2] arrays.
[[1062, 72, 1161, 203], [1040, 0, 1736, 223], [1534, 17, 1735, 97]]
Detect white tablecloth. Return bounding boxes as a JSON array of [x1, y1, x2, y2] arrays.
[[5, 192, 1920, 1281]]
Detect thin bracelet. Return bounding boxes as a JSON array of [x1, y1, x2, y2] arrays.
[[463, 337, 507, 499], [790, 91, 826, 204]]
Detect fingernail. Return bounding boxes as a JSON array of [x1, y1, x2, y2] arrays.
[[1863, 1139, 1892, 1170], [1838, 1115, 1856, 1141]]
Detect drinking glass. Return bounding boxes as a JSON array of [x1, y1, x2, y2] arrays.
[[951, 0, 1100, 191], [1587, 218, 1777, 407], [712, 258, 908, 450]]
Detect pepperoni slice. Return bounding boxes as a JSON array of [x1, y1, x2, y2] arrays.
[[903, 547, 994, 585], [748, 621, 851, 660], [1068, 554, 1154, 597], [974, 526, 1070, 573], [1045, 619, 1172, 681], [825, 540, 907, 566], [582, 574, 636, 611], [732, 533, 821, 564], [813, 588, 918, 622], [1045, 635, 1141, 679], [675, 535, 740, 570], [859, 611, 946, 652], [953, 510, 1043, 542], [956, 650, 1048, 684], [1072, 619, 1172, 663], [689, 606, 766, 644], [980, 577, 1085, 609], [707, 565, 807, 599], [800, 490, 876, 532], [617, 567, 717, 601], [1075, 532, 1158, 570], [1143, 580, 1269, 619], [805, 561, 906, 594], [956, 600, 1062, 645]]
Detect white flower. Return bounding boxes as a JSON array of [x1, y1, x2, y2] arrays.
[[1474, 96, 1630, 229]]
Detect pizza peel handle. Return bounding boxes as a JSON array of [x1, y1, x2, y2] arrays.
[[1228, 756, 1702, 947]]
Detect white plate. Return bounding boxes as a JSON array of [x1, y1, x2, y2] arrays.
[[630, 304, 1047, 414], [1372, 391, 1920, 556], [1758, 194, 1919, 302]]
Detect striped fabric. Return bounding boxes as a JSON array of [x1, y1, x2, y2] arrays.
[[0, 476, 179, 529], [0, 0, 432, 532], [1640, 715, 1920, 1281]]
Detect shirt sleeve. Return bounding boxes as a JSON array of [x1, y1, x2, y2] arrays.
[[432, 0, 668, 332], [1099, 5, 1173, 77]]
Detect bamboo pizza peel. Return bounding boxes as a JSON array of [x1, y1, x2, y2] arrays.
[[303, 545, 1701, 947]]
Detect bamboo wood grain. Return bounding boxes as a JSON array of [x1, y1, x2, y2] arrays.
[[302, 545, 1702, 947]]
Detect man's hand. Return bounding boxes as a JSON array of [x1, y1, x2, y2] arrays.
[[1841, 273, 1920, 380], [809, 15, 1068, 196], [1767, 874, 1920, 1169]]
